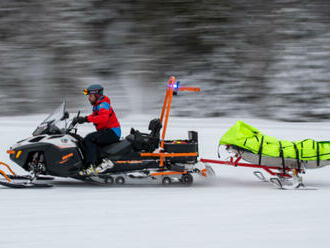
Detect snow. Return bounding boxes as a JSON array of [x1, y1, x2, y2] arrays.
[[0, 115, 330, 248]]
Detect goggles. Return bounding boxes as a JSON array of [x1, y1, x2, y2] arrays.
[[83, 89, 89, 95], [83, 88, 102, 96]]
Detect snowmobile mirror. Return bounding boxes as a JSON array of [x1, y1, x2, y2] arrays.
[[60, 111, 70, 121]]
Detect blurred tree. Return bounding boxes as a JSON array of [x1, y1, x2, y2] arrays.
[[0, 0, 329, 121]]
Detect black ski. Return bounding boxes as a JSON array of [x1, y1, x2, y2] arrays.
[[0, 180, 54, 188], [7, 175, 55, 181]]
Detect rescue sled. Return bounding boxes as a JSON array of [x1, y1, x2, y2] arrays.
[[201, 121, 330, 189]]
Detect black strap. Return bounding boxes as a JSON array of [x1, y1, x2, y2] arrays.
[[244, 138, 247, 146], [255, 136, 259, 142], [258, 136, 264, 165], [316, 142, 320, 167], [279, 141, 286, 172], [293, 143, 301, 171]]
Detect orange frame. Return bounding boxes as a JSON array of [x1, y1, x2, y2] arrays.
[[160, 76, 200, 148], [141, 76, 200, 167]]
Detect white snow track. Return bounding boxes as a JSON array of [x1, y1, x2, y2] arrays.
[[1, 116, 330, 248]]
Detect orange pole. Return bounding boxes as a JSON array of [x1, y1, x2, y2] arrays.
[[160, 156, 164, 167], [160, 87, 169, 122], [161, 86, 173, 148], [177, 87, 200, 92], [0, 162, 16, 176], [150, 171, 187, 176], [141, 152, 198, 157], [160, 76, 176, 122], [0, 169, 11, 182], [161, 76, 176, 148]]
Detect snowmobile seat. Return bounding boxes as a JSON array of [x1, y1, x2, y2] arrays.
[[101, 140, 132, 156]]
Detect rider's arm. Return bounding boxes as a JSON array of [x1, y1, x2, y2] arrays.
[[87, 102, 110, 124]]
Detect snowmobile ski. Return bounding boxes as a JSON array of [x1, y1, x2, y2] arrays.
[[7, 175, 55, 181], [0, 180, 54, 188]]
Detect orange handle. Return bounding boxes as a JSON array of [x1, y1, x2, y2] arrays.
[[0, 162, 16, 176], [0, 169, 11, 182]]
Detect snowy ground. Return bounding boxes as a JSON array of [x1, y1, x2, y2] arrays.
[[1, 114, 330, 248]]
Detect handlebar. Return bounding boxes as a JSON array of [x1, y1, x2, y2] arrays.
[[66, 111, 80, 134]]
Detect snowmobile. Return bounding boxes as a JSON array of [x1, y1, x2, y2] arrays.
[[0, 76, 214, 188], [201, 121, 328, 190]]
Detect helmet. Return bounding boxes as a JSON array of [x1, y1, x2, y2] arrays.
[[83, 84, 104, 97]]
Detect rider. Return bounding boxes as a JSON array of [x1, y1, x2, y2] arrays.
[[73, 84, 121, 176]]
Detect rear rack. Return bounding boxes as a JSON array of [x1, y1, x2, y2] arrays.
[[143, 76, 200, 167]]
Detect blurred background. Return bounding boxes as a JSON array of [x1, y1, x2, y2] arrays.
[[0, 0, 329, 121]]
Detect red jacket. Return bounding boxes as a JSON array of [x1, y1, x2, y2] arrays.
[[87, 95, 120, 132]]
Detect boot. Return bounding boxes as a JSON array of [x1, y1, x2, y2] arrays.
[[78, 164, 96, 176], [94, 159, 114, 174]]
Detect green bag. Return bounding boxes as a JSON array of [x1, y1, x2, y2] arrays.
[[219, 121, 330, 161]]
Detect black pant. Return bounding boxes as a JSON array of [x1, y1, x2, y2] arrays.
[[82, 129, 120, 166]]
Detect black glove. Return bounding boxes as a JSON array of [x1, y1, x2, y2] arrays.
[[78, 116, 88, 124], [72, 116, 88, 125]]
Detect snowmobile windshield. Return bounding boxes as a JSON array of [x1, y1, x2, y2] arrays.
[[32, 101, 66, 136], [41, 101, 66, 124]]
